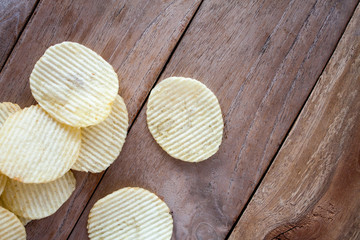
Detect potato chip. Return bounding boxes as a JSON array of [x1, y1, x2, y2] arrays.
[[146, 77, 224, 162], [72, 95, 128, 173], [0, 174, 6, 196], [0, 206, 26, 240], [0, 171, 76, 219], [30, 41, 119, 127], [0, 102, 20, 128], [0, 105, 81, 183], [88, 187, 173, 240]]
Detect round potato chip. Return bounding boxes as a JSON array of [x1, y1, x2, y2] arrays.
[[0, 171, 76, 219], [0, 105, 81, 183], [0, 102, 21, 128], [0, 206, 26, 240], [72, 95, 128, 173], [88, 187, 173, 240], [30, 41, 119, 127], [146, 77, 224, 162], [0, 174, 7, 196]]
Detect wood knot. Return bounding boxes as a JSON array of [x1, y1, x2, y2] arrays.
[[195, 222, 219, 240]]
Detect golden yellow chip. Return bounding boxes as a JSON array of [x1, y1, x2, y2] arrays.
[[0, 171, 76, 219], [72, 95, 128, 173], [0, 174, 7, 196], [0, 206, 26, 240], [146, 77, 224, 162], [30, 41, 119, 127], [0, 102, 20, 128], [0, 105, 81, 183], [88, 187, 173, 240]]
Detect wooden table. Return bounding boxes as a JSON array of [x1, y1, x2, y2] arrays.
[[1, 1, 359, 239]]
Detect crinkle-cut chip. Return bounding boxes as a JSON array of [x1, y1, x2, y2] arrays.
[[0, 206, 26, 240], [0, 102, 21, 128], [0, 174, 7, 196], [0, 105, 81, 183], [146, 77, 224, 162], [72, 95, 128, 173], [30, 41, 119, 127], [88, 187, 173, 240], [0, 171, 76, 219]]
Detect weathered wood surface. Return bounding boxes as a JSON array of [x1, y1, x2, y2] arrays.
[[229, 5, 360, 240], [68, 0, 358, 239], [0, 0, 38, 69], [0, 0, 202, 239]]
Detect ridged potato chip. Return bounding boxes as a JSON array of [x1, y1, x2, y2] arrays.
[[88, 187, 173, 240], [72, 95, 128, 173], [146, 77, 224, 162], [0, 174, 6, 196], [0, 105, 81, 183], [0, 171, 76, 219], [0, 102, 20, 128], [30, 41, 119, 127], [0, 206, 26, 240]]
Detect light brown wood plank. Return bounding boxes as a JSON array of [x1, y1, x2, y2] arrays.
[[0, 0, 202, 239], [69, 0, 358, 239], [0, 0, 38, 69], [229, 4, 360, 240]]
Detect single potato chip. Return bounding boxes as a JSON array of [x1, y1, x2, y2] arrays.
[[0, 206, 26, 240], [0, 174, 7, 196], [30, 41, 119, 127], [72, 95, 128, 173], [0, 102, 21, 128], [0, 105, 81, 183], [88, 187, 173, 240], [0, 171, 76, 219], [146, 77, 224, 162]]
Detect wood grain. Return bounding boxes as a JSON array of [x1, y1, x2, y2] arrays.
[[68, 0, 358, 239], [0, 0, 38, 69], [229, 4, 360, 240], [0, 0, 202, 239]]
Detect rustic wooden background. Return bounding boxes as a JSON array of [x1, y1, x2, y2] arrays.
[[0, 0, 359, 239]]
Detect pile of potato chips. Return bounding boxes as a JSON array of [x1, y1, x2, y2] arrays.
[[0, 41, 224, 240], [0, 42, 129, 240]]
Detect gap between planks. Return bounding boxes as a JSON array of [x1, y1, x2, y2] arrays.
[[66, 1, 205, 238], [224, 2, 360, 239]]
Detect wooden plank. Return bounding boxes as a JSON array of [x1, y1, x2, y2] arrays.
[[68, 0, 358, 239], [0, 0, 38, 69], [229, 5, 360, 240], [0, 0, 202, 239]]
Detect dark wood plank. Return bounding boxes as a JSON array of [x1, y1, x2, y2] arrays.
[[0, 0, 38, 69], [69, 0, 358, 239], [229, 5, 360, 239], [0, 0, 202, 239]]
